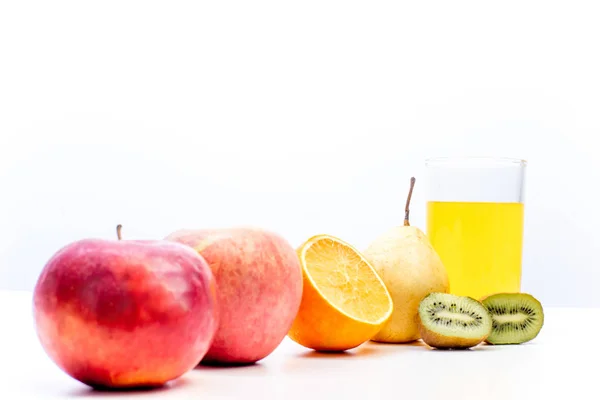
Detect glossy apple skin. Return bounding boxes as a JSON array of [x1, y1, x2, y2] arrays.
[[165, 227, 303, 365], [33, 239, 219, 389]]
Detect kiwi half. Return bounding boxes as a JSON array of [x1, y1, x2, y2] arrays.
[[418, 293, 492, 349], [481, 293, 544, 345]]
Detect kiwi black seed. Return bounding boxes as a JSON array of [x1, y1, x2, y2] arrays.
[[481, 293, 544, 345], [417, 293, 492, 350]]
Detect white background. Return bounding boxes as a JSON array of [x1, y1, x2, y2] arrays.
[[1, 1, 598, 306]]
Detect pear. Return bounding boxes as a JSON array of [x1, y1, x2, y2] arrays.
[[364, 177, 450, 343]]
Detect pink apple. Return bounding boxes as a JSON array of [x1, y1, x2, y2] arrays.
[[33, 226, 219, 389], [165, 227, 303, 365]]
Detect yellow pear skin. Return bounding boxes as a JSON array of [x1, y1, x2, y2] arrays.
[[364, 177, 449, 343]]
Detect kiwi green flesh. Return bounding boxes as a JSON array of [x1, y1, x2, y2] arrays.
[[418, 293, 492, 340], [482, 293, 544, 345]]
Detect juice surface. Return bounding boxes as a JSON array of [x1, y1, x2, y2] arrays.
[[426, 201, 524, 300]]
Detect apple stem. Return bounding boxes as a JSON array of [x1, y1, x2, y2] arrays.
[[404, 177, 416, 226], [116, 224, 123, 240]]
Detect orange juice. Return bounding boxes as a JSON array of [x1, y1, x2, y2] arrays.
[[426, 201, 524, 300]]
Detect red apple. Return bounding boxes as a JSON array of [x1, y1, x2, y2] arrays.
[[165, 227, 302, 365], [33, 226, 219, 389]]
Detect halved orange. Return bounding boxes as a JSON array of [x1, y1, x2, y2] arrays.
[[287, 234, 393, 351]]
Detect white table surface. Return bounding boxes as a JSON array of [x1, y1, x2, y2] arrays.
[[1, 290, 595, 399]]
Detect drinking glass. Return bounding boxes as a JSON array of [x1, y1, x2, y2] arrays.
[[425, 157, 527, 300]]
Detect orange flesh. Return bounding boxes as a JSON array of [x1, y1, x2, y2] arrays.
[[303, 238, 391, 324]]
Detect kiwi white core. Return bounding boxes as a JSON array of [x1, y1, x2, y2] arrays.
[[493, 313, 529, 324], [436, 311, 475, 323]]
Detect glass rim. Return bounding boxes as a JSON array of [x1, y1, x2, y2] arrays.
[[425, 156, 527, 167]]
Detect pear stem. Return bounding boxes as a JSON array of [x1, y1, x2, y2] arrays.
[[404, 177, 416, 226], [116, 224, 123, 241]]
